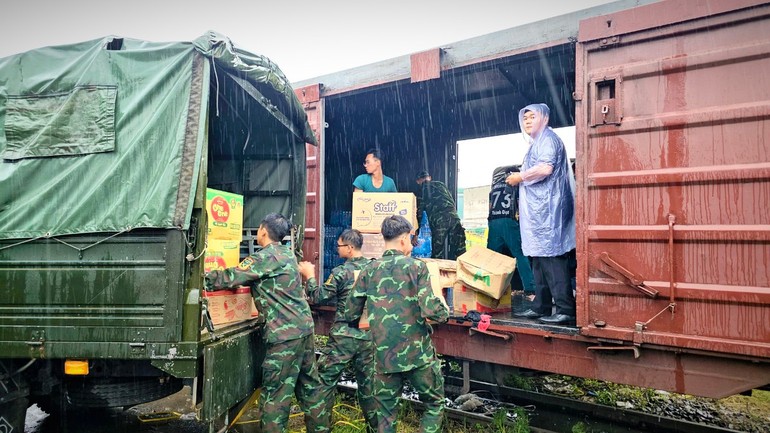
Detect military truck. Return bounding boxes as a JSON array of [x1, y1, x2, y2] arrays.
[[0, 32, 314, 428]]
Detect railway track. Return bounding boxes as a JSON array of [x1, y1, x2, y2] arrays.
[[338, 377, 745, 433]]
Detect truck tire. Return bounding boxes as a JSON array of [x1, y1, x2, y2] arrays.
[[0, 397, 28, 433], [65, 377, 183, 408]]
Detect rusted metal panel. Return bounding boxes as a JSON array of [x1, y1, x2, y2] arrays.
[[312, 306, 770, 398], [295, 85, 324, 278], [292, 0, 656, 95], [576, 1, 770, 358], [579, 0, 769, 43], [410, 48, 441, 83], [429, 322, 770, 398]]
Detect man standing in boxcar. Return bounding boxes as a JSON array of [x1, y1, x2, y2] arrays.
[[205, 213, 328, 433], [345, 215, 449, 433], [509, 103, 577, 325], [298, 228, 377, 432]]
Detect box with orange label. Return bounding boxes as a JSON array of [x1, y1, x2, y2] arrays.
[[352, 192, 417, 233], [204, 239, 241, 273], [203, 287, 253, 326], [206, 188, 243, 240], [452, 282, 512, 314]]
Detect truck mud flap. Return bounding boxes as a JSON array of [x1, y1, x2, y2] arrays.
[[201, 326, 264, 422]]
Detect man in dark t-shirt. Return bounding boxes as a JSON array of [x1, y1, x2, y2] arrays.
[[487, 165, 535, 295]]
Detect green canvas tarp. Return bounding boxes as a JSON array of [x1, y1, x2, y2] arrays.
[[0, 31, 314, 240]]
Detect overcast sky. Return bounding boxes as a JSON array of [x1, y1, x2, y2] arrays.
[[1, 0, 616, 82]]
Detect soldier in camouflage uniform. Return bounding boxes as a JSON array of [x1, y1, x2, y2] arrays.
[[415, 170, 466, 260], [204, 213, 328, 433], [344, 215, 450, 433], [298, 228, 377, 432]]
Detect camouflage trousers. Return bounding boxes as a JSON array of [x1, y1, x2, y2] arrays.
[[430, 217, 466, 260], [373, 358, 445, 433], [260, 334, 329, 433], [316, 333, 377, 432]]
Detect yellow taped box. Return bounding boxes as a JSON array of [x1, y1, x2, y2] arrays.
[[204, 239, 240, 273], [456, 246, 516, 300], [352, 192, 417, 233], [206, 188, 243, 240], [453, 282, 512, 314]]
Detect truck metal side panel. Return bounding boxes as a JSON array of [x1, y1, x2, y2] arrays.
[[576, 0, 770, 358], [201, 326, 263, 422], [0, 230, 185, 356]]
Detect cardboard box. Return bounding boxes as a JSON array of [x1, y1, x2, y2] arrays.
[[424, 262, 450, 310], [453, 282, 512, 314], [360, 233, 387, 259], [203, 287, 253, 326], [204, 239, 241, 273], [352, 192, 417, 233], [456, 246, 516, 300], [206, 188, 244, 240], [419, 258, 457, 288]]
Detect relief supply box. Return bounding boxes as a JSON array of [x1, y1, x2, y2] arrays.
[[352, 192, 417, 233], [453, 282, 512, 314], [206, 188, 244, 240], [456, 246, 516, 300]]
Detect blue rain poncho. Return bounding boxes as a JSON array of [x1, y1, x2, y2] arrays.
[[517, 104, 576, 257]]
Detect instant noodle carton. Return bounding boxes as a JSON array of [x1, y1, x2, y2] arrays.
[[206, 188, 243, 240]]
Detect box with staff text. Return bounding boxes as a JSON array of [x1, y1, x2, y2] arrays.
[[352, 192, 417, 233]]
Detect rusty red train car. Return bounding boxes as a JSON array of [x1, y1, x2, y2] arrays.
[[295, 0, 770, 398]]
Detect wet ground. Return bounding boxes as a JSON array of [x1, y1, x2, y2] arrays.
[[25, 387, 209, 433]]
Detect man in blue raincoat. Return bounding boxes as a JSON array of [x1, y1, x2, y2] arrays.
[[508, 103, 576, 324]]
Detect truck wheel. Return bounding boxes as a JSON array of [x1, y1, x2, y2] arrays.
[[65, 377, 183, 408], [0, 397, 28, 433]]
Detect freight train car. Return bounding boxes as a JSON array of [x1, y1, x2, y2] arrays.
[[295, 0, 770, 398]]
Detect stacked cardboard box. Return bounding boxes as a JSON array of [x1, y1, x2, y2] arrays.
[[452, 247, 517, 314], [352, 192, 417, 233], [351, 192, 417, 260], [203, 188, 255, 326], [452, 282, 513, 314], [360, 233, 387, 259]]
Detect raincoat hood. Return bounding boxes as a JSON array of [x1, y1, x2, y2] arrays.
[[519, 103, 550, 143], [517, 103, 576, 257]]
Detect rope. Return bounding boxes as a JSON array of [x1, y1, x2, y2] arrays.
[[0, 227, 133, 255], [52, 227, 132, 254], [0, 234, 46, 252]]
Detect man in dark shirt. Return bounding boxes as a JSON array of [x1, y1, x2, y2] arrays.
[[487, 165, 535, 296]]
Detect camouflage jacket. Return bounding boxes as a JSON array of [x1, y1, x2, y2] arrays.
[[417, 180, 459, 228], [305, 255, 372, 340], [205, 243, 313, 344], [344, 249, 449, 373]]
